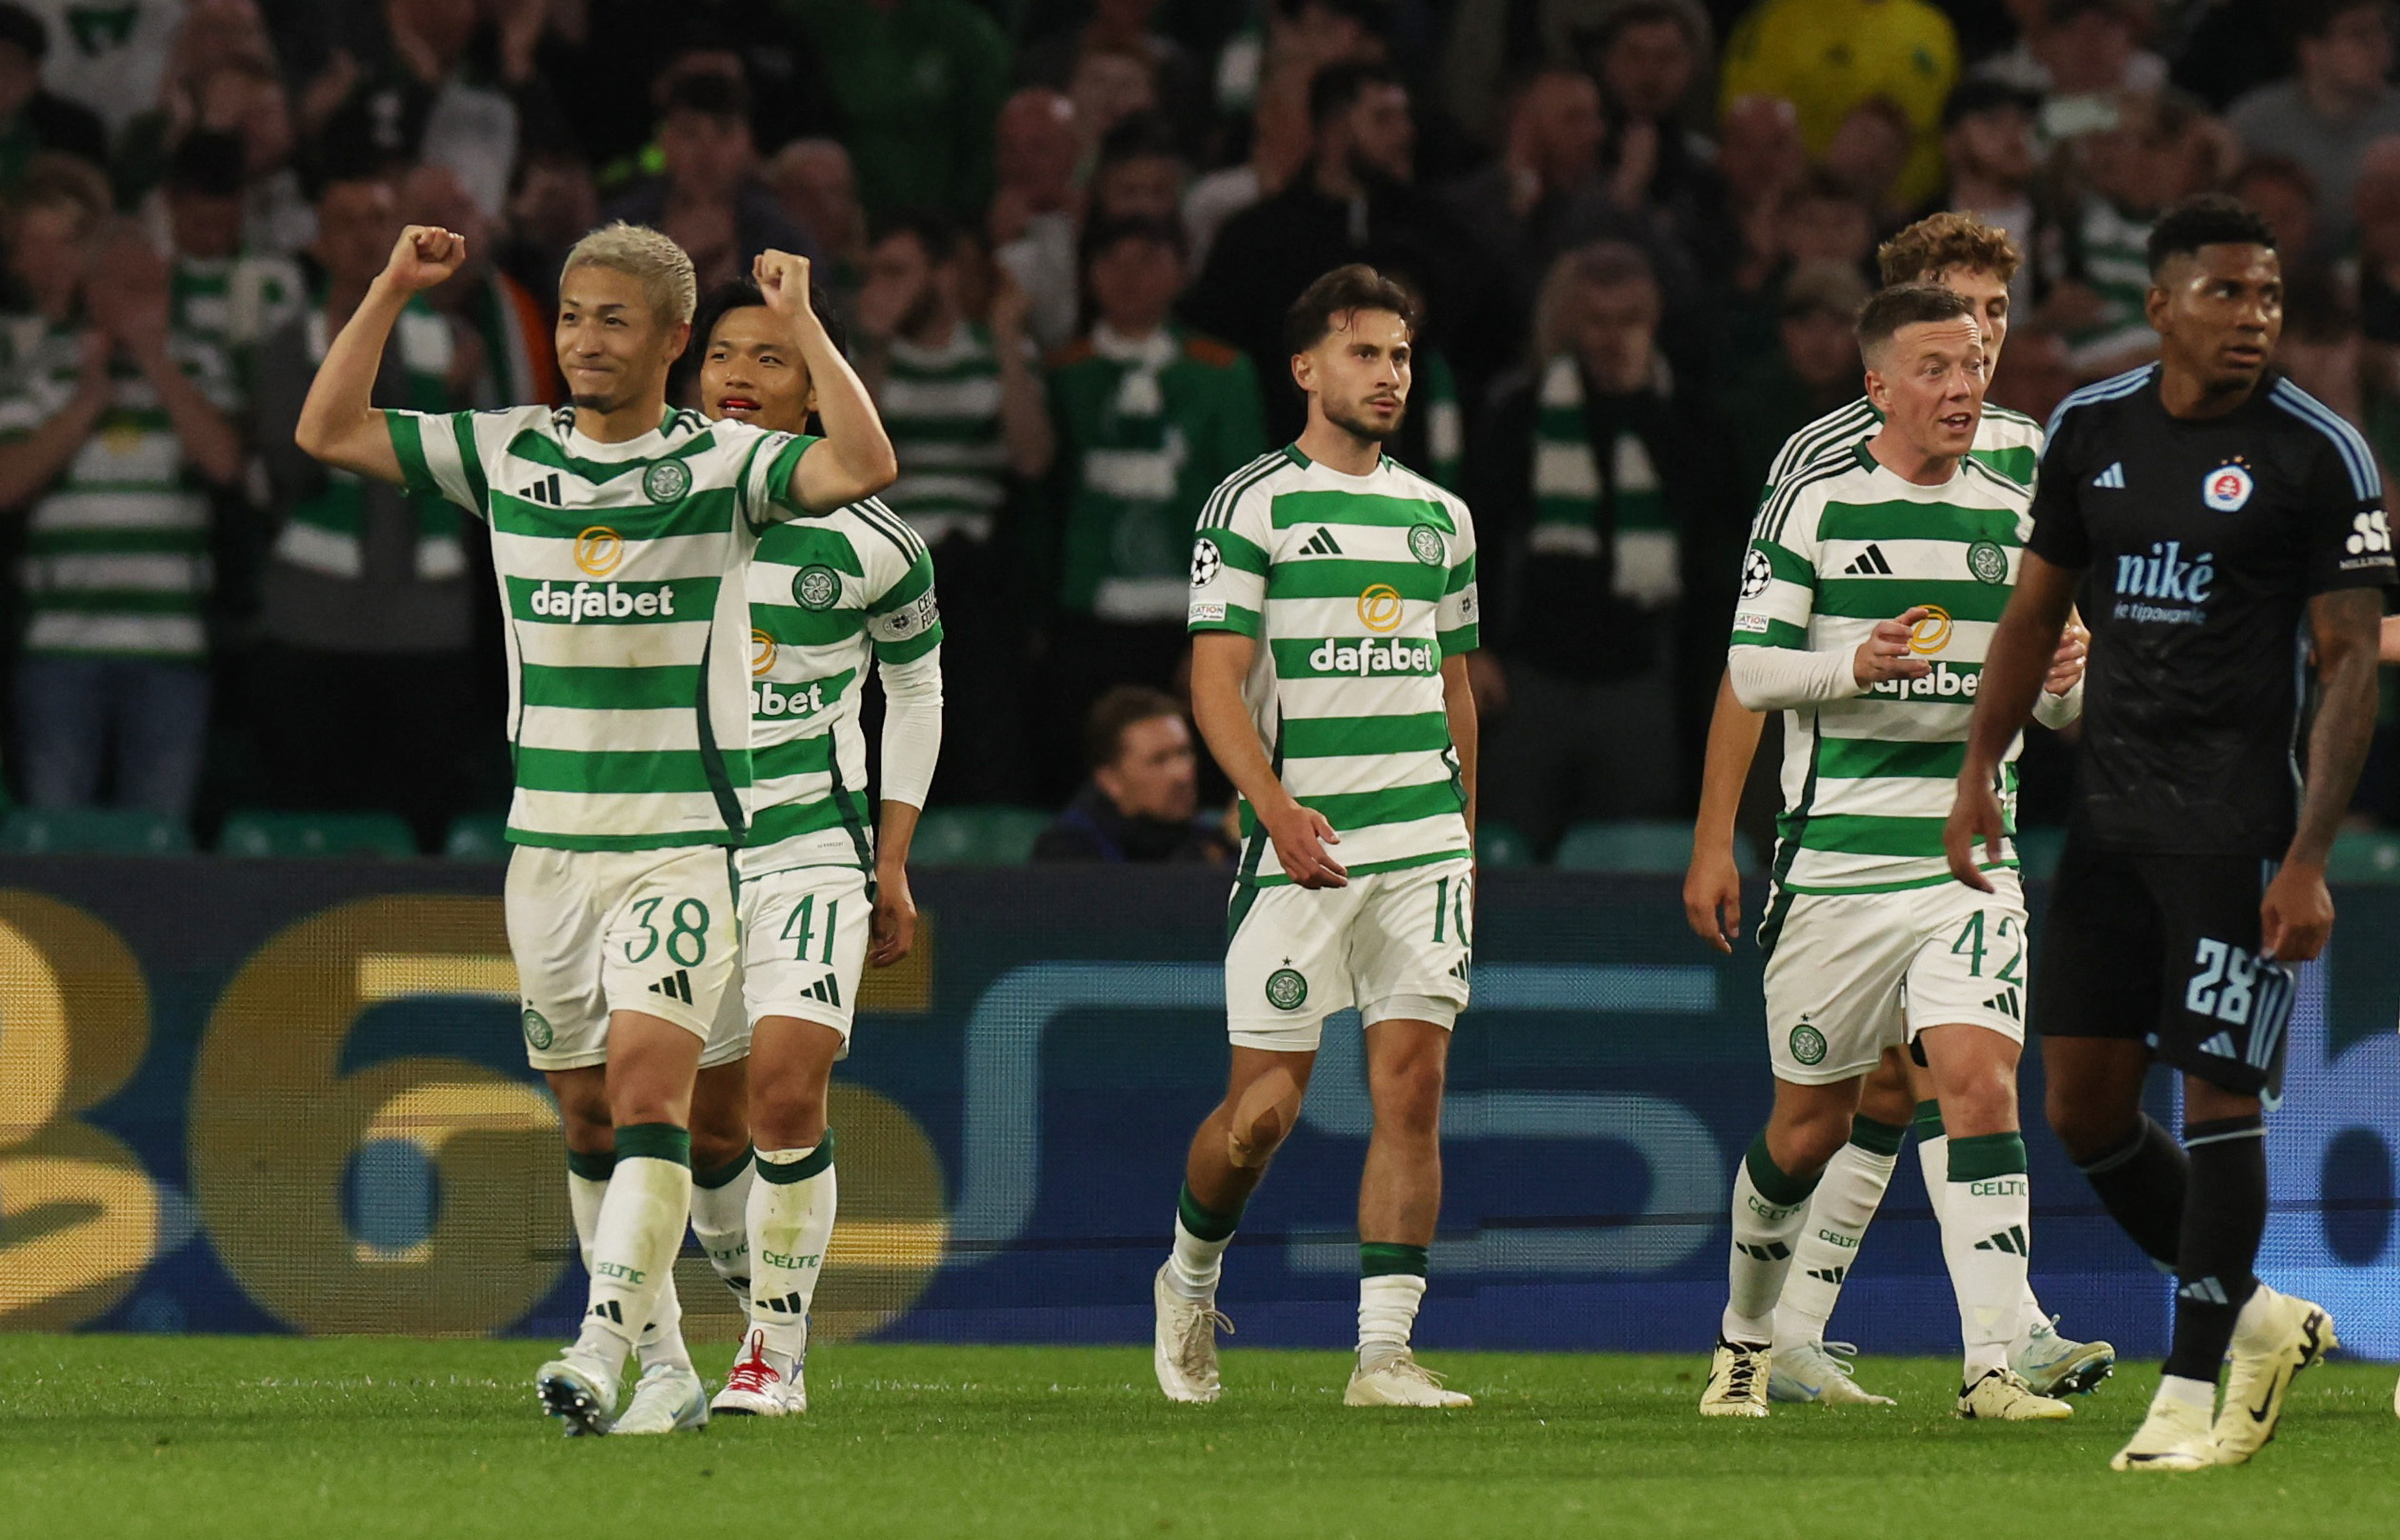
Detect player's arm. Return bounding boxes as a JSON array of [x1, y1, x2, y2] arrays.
[[867, 553, 944, 967], [293, 225, 466, 484], [1190, 630, 1347, 888], [1684, 671, 1765, 953], [0, 330, 111, 509], [2263, 588, 2382, 962], [1441, 651, 1477, 837], [754, 250, 898, 514], [1945, 551, 2079, 890]]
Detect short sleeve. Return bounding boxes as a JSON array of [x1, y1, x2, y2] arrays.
[[2300, 423, 2395, 594], [2025, 409, 2091, 570], [1730, 480, 1822, 650], [735, 426, 821, 530], [865, 541, 944, 664], [387, 409, 492, 519], [1189, 475, 1270, 637], [1436, 499, 1479, 656]]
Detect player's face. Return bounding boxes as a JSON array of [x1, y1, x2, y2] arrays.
[[1292, 307, 1411, 445], [555, 265, 690, 415], [1865, 316, 1986, 462], [1096, 713, 1198, 822], [701, 306, 813, 432], [2149, 244, 2283, 396], [1928, 264, 2010, 374]]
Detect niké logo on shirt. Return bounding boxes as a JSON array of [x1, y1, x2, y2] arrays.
[[2111, 539, 2214, 625]]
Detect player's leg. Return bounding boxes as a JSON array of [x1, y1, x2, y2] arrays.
[[1769, 1047, 1908, 1405], [688, 1060, 756, 1307], [716, 866, 868, 1416], [1340, 861, 1473, 1408], [546, 1065, 698, 1380]]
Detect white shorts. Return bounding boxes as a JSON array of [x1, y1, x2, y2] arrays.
[[1760, 871, 2030, 1085], [724, 864, 873, 1058], [508, 844, 743, 1071], [1225, 857, 1473, 1052]]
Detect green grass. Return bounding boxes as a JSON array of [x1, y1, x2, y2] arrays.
[[1, 1337, 2393, 1538]]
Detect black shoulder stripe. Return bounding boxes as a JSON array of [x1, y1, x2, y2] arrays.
[[1200, 454, 1283, 531], [1759, 455, 1853, 547], [850, 498, 923, 563]]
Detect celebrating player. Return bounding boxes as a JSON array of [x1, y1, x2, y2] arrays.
[[1948, 194, 2390, 1471], [1158, 265, 1481, 1409], [295, 223, 896, 1435], [1685, 212, 2111, 1404], [1702, 284, 2082, 1422], [694, 279, 944, 1419]]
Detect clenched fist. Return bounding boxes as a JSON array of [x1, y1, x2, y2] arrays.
[[381, 226, 468, 293], [754, 249, 812, 316]]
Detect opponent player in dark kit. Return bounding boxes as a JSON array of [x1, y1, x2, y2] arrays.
[[1945, 195, 2392, 1473]]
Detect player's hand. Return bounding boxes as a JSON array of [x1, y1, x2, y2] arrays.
[[2261, 860, 2334, 963], [754, 250, 813, 318], [2044, 617, 2090, 694], [1943, 773, 2005, 892], [1853, 607, 1932, 688], [1264, 798, 1348, 889], [379, 226, 467, 293], [869, 864, 917, 967], [1683, 839, 1743, 954]]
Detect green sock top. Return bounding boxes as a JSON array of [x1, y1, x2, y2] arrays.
[[1359, 1241, 1429, 1278]]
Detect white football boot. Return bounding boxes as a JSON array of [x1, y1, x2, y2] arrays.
[[1769, 1341, 1895, 1406], [1699, 1338, 1770, 1417], [1956, 1366, 2073, 1420], [711, 1329, 807, 1416], [536, 1347, 622, 1436], [2112, 1383, 2218, 1472], [611, 1363, 710, 1434], [1344, 1350, 1471, 1408], [1152, 1263, 1233, 1404], [2212, 1285, 2335, 1465], [2013, 1317, 2116, 1397]]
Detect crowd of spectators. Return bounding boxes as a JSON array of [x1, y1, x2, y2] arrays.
[[8, 0, 2400, 858]]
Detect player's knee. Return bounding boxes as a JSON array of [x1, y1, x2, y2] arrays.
[[1370, 1060, 1445, 1139], [1226, 1079, 1303, 1170], [2045, 1086, 2130, 1164]]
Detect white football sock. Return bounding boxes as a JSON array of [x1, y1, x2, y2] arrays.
[[1723, 1134, 1818, 1345], [1357, 1273, 1426, 1367], [689, 1147, 755, 1308], [1773, 1119, 1903, 1352], [748, 1136, 838, 1361], [572, 1138, 692, 1376], [569, 1158, 687, 1370], [1940, 1132, 2031, 1380], [1921, 1114, 2051, 1355]]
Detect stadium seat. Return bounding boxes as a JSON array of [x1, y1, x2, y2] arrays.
[[1552, 820, 1701, 874], [218, 810, 417, 859], [0, 806, 193, 855], [911, 806, 1050, 865], [2329, 830, 2400, 884], [2013, 826, 2067, 880], [442, 813, 510, 861], [1476, 821, 1534, 869]]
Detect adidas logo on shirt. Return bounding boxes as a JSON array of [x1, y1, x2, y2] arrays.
[[648, 969, 694, 1005], [1843, 545, 1894, 575], [2091, 462, 2127, 490], [517, 471, 564, 504], [1299, 527, 1344, 556]]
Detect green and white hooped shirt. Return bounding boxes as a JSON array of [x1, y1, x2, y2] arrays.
[[744, 496, 942, 877], [1733, 443, 2035, 894], [390, 403, 818, 850], [1188, 446, 1479, 887]]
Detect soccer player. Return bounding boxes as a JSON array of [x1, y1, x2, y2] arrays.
[[1157, 264, 1480, 1409], [295, 223, 897, 1435], [1702, 283, 2080, 1423], [694, 278, 944, 1418], [1685, 211, 2112, 1404], [1948, 194, 2390, 1471]]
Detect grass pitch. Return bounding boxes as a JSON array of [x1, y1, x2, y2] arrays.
[[0, 1336, 2391, 1539]]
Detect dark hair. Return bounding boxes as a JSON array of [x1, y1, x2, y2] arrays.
[[1308, 60, 1402, 130], [1081, 213, 1184, 271], [1097, 111, 1187, 170], [1590, 0, 1698, 56], [167, 130, 246, 197], [1941, 77, 2037, 130], [1283, 263, 1420, 357], [691, 276, 848, 359], [872, 207, 960, 266], [661, 70, 750, 123], [1085, 686, 1186, 771], [2146, 193, 2277, 274], [2296, 0, 2390, 44], [1855, 282, 1975, 357]]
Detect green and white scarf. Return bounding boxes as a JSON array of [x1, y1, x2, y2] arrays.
[[274, 301, 462, 581], [1530, 353, 1680, 609]]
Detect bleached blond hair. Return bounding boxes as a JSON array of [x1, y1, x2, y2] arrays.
[[560, 222, 698, 326]]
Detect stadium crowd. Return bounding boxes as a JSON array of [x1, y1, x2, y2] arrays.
[[2, 0, 2399, 858]]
